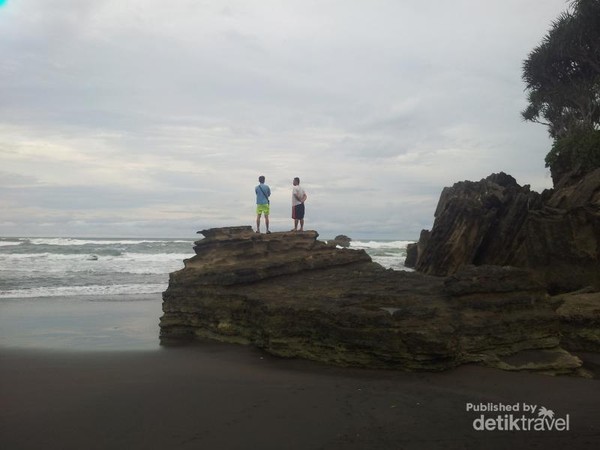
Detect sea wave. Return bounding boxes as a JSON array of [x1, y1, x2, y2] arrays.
[[0, 252, 120, 260], [0, 240, 24, 247], [24, 238, 189, 246], [0, 253, 188, 276], [0, 252, 191, 261], [347, 239, 414, 271], [0, 283, 168, 299], [0, 237, 191, 299], [0, 236, 414, 299], [349, 240, 414, 250]]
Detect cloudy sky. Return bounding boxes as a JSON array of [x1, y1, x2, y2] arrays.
[[0, 0, 569, 239]]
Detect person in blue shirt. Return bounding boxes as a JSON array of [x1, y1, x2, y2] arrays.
[[255, 175, 271, 233]]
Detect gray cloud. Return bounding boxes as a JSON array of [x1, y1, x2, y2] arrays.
[[0, 0, 565, 238]]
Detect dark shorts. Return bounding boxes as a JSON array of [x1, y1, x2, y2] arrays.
[[292, 203, 305, 220]]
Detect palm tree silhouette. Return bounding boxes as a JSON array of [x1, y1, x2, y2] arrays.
[[538, 406, 555, 420]]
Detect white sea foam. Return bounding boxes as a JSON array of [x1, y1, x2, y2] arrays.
[[0, 241, 22, 247], [0, 283, 168, 299], [26, 238, 188, 246], [0, 237, 192, 298], [350, 240, 414, 250], [0, 252, 190, 262], [348, 239, 414, 271], [0, 252, 188, 274], [0, 236, 415, 299]]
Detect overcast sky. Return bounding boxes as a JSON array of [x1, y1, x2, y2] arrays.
[[0, 0, 569, 239]]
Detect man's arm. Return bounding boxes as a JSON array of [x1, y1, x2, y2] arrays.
[[295, 189, 307, 203], [293, 188, 303, 202]]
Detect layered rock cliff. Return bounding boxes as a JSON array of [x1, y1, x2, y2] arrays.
[[160, 226, 582, 374], [406, 169, 600, 294]]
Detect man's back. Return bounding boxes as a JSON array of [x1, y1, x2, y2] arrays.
[[256, 184, 271, 204]]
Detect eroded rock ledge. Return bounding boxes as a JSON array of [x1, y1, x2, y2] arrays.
[[160, 226, 583, 375]]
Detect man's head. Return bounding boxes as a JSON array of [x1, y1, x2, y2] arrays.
[[293, 177, 300, 186], [259, 175, 266, 184]]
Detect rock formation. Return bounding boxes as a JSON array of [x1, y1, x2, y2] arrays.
[[328, 234, 352, 248], [555, 288, 600, 353], [406, 169, 600, 294], [161, 226, 582, 374]]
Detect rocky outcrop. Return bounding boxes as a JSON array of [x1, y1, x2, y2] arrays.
[[555, 288, 600, 353], [405, 230, 430, 268], [406, 169, 600, 293], [328, 234, 352, 248], [160, 226, 582, 374]]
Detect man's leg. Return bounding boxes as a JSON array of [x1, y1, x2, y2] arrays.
[[292, 206, 297, 231], [265, 214, 270, 232], [297, 204, 305, 231], [256, 214, 261, 233]]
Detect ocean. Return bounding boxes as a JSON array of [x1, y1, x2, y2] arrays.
[[0, 236, 413, 350], [0, 236, 413, 299]]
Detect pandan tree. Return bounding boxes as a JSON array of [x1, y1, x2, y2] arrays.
[[522, 0, 600, 184]]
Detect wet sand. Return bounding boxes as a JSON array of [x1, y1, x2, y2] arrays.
[[1, 342, 599, 450]]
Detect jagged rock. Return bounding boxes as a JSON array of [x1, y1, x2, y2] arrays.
[[160, 227, 581, 374], [405, 230, 430, 268], [409, 172, 540, 275], [408, 169, 600, 293], [405, 243, 417, 267], [184, 227, 370, 285], [328, 234, 352, 248]]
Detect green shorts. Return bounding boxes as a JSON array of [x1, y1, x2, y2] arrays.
[[256, 204, 270, 215]]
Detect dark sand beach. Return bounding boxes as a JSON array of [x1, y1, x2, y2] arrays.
[[1, 345, 599, 450], [1, 295, 599, 449]]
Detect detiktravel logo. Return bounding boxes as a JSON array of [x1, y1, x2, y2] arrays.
[[466, 402, 570, 431]]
